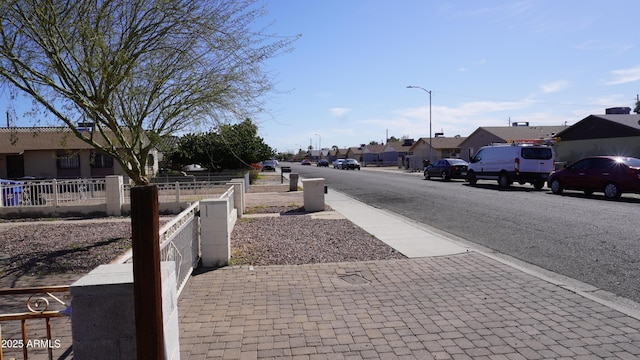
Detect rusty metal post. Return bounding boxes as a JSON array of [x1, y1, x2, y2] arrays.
[[130, 185, 164, 359]]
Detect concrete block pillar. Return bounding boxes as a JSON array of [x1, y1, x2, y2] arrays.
[[302, 178, 325, 212], [105, 175, 124, 216], [289, 173, 299, 191], [70, 262, 180, 360], [200, 198, 233, 267], [228, 179, 245, 217]]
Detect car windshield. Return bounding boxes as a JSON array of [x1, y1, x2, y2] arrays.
[[618, 157, 640, 167], [448, 159, 467, 165], [264, 160, 276, 165]]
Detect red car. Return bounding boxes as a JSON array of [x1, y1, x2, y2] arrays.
[[548, 156, 640, 199]]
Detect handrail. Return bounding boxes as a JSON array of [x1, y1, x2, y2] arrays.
[[0, 286, 71, 360]]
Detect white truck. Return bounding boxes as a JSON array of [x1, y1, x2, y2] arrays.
[[466, 141, 555, 189]]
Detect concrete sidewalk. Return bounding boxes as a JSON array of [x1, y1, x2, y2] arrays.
[[178, 187, 640, 359]]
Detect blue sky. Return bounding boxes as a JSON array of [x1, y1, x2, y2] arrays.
[[2, 1, 640, 155], [254, 0, 640, 153]]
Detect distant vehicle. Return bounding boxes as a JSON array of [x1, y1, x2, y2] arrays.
[[548, 156, 640, 199], [343, 158, 361, 170], [333, 159, 345, 169], [317, 159, 329, 167], [261, 159, 277, 171], [424, 158, 468, 181], [466, 141, 555, 189], [301, 159, 312, 165]]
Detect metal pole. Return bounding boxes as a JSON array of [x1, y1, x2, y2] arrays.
[[406, 85, 433, 163]]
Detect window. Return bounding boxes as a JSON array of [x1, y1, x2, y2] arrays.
[[56, 152, 80, 169], [91, 152, 114, 168], [521, 147, 553, 160]]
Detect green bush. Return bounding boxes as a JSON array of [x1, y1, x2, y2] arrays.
[[249, 169, 259, 184]]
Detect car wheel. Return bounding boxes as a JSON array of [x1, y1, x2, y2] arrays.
[[466, 171, 477, 185], [604, 182, 621, 199], [442, 171, 450, 181], [550, 178, 563, 194], [498, 173, 510, 188], [533, 180, 544, 190]]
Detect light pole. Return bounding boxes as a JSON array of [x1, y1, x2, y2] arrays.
[[406, 85, 432, 164], [314, 133, 321, 151]]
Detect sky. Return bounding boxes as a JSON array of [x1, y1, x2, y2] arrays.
[[251, 0, 640, 153], [2, 1, 640, 155]]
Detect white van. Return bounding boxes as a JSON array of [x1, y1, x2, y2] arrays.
[[466, 142, 555, 189]]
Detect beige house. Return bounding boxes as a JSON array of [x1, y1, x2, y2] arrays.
[[554, 113, 640, 164], [0, 127, 158, 180], [407, 136, 467, 170]]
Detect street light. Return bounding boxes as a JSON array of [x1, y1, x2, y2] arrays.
[[406, 85, 432, 164], [314, 133, 321, 151]]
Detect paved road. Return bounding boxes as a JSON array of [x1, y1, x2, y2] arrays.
[[287, 162, 640, 304]]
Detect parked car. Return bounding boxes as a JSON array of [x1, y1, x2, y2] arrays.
[[548, 156, 640, 199], [301, 159, 312, 165], [261, 159, 277, 171], [333, 159, 345, 169], [317, 159, 329, 167], [467, 142, 555, 189], [424, 158, 469, 181], [343, 158, 361, 170]]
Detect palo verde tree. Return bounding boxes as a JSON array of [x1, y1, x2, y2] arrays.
[[0, 0, 298, 185]]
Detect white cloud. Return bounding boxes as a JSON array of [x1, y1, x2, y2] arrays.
[[540, 80, 569, 93], [605, 65, 640, 85], [330, 107, 351, 117]]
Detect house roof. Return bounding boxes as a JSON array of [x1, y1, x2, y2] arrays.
[[383, 141, 413, 152], [556, 114, 640, 141], [458, 125, 567, 147], [410, 137, 467, 151], [362, 144, 385, 154], [0, 126, 139, 154], [347, 147, 363, 155]]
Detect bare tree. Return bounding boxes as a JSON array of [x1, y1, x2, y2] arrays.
[[0, 0, 298, 185]]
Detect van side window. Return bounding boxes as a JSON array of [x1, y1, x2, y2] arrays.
[[521, 147, 553, 160]]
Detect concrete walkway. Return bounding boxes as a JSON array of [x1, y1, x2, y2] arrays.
[[178, 186, 640, 359]]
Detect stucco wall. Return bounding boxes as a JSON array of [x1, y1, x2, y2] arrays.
[[555, 137, 640, 165]]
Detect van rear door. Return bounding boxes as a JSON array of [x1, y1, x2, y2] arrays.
[[520, 147, 554, 173]]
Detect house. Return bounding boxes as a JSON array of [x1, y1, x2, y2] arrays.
[[361, 144, 385, 166], [458, 124, 567, 162], [345, 147, 363, 162], [407, 136, 467, 170], [0, 127, 158, 180], [381, 139, 414, 167], [554, 109, 640, 164]]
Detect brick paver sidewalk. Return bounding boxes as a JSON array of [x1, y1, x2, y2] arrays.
[[178, 252, 640, 359]]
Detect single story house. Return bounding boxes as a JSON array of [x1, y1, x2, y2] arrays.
[[345, 147, 363, 162], [361, 144, 385, 166], [381, 139, 414, 167], [554, 111, 640, 164], [407, 136, 467, 170], [458, 124, 568, 162], [0, 126, 158, 180]]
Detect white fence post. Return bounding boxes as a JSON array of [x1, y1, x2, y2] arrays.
[[200, 198, 233, 267], [105, 175, 124, 216], [52, 179, 59, 206]]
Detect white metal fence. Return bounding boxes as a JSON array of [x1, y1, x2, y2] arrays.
[[0, 178, 106, 207]]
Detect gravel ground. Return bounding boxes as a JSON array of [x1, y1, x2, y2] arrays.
[[0, 173, 405, 282]]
